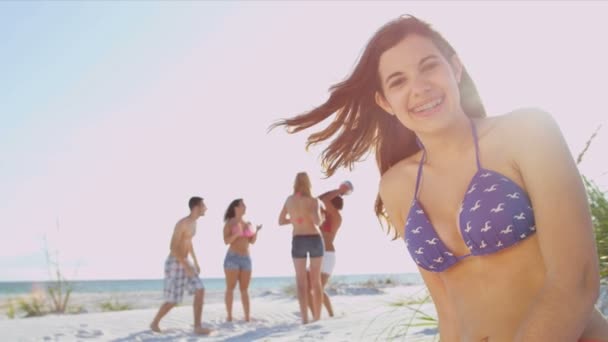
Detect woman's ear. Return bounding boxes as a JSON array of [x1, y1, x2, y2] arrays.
[[450, 54, 464, 84], [375, 91, 395, 116]]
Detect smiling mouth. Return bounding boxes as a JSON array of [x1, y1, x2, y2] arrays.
[[410, 97, 444, 115]]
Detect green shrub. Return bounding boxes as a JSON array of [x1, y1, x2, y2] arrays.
[[100, 299, 132, 312]]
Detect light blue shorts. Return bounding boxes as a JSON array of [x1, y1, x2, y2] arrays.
[[223, 251, 252, 271]]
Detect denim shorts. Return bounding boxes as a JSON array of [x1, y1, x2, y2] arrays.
[[223, 251, 252, 271], [291, 234, 324, 259]]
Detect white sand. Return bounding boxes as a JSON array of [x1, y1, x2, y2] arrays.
[[0, 285, 439, 341]]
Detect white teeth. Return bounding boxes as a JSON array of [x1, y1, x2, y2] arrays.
[[412, 98, 442, 113]]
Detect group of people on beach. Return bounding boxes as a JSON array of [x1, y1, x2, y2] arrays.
[[149, 14, 608, 341], [149, 176, 353, 334]]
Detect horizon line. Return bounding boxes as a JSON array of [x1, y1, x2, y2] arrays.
[[0, 271, 418, 284]]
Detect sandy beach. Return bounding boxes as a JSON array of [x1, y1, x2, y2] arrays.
[[0, 283, 438, 341]]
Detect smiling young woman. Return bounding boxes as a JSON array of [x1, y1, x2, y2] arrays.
[[270, 15, 608, 342]]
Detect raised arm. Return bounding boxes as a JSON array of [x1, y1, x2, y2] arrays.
[[379, 168, 461, 340], [319, 188, 342, 204], [509, 110, 599, 340]]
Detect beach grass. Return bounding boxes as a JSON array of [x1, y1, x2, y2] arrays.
[[99, 299, 132, 312], [362, 286, 439, 341]]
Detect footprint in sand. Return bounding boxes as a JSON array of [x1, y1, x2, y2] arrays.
[[304, 323, 322, 330], [76, 329, 103, 338]]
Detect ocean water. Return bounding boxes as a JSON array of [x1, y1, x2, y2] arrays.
[[0, 273, 422, 297]]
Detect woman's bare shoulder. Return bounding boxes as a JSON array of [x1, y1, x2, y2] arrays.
[[380, 152, 421, 194], [484, 107, 552, 134], [480, 107, 555, 152]]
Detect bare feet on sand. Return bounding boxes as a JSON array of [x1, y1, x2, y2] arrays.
[[149, 323, 161, 333], [194, 326, 212, 335]]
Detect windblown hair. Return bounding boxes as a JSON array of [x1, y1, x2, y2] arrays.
[[269, 15, 486, 236], [294, 172, 313, 197]]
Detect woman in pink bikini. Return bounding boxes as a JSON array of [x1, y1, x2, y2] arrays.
[[271, 15, 608, 342], [278, 172, 324, 324], [223, 198, 261, 322]]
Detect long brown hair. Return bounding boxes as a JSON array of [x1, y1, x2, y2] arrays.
[[270, 15, 486, 235]]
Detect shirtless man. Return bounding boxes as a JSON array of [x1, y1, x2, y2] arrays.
[[150, 196, 211, 335], [308, 181, 351, 317]]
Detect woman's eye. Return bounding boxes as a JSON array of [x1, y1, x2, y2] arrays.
[[390, 78, 405, 88], [422, 62, 438, 72]]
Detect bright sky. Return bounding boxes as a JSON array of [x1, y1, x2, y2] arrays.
[[1, 1, 607, 281]]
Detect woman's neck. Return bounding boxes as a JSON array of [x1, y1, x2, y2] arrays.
[[416, 115, 476, 167]]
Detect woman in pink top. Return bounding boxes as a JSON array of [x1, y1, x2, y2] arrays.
[[223, 198, 261, 322]]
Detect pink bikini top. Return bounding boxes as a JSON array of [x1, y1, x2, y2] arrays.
[[233, 223, 255, 237]]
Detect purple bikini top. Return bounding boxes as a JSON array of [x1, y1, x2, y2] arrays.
[[405, 120, 536, 272]]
